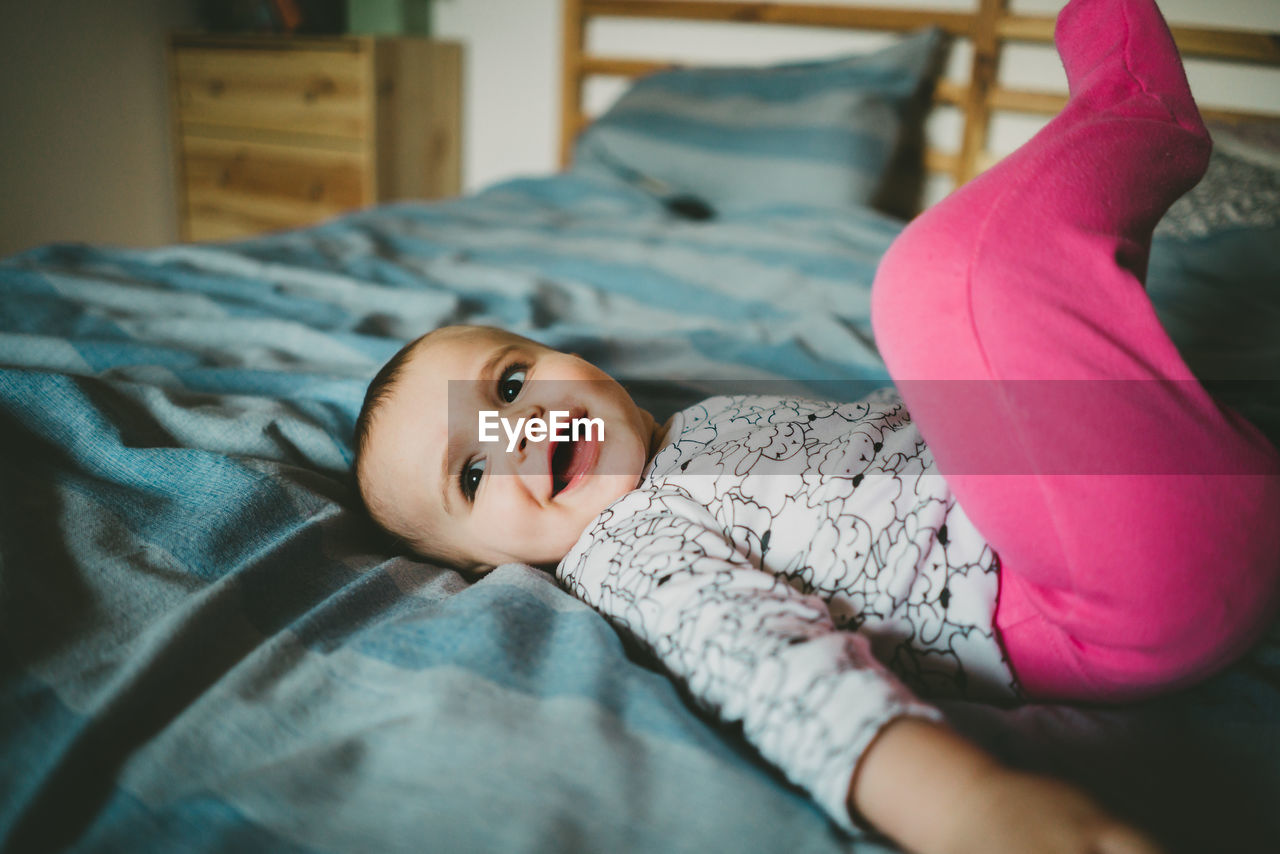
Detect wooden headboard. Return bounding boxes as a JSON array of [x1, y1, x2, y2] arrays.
[[560, 0, 1280, 190]]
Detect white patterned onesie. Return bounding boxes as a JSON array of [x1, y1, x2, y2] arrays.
[[556, 391, 1019, 831]]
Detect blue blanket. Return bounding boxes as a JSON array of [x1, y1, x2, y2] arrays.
[[2, 171, 1278, 853]]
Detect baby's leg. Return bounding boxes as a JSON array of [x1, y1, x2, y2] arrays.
[[872, 0, 1280, 701]]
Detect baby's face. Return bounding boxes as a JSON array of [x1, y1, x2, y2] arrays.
[[359, 327, 660, 571]]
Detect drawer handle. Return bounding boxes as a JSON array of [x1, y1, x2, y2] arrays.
[[303, 76, 336, 103], [308, 181, 325, 200], [207, 78, 225, 97], [217, 168, 232, 187]]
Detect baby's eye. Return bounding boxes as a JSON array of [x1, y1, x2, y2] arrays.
[[499, 366, 526, 404], [461, 458, 486, 501]]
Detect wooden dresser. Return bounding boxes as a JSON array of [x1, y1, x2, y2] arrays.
[[168, 33, 461, 242]]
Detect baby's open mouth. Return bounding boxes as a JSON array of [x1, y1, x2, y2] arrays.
[[549, 434, 599, 498]]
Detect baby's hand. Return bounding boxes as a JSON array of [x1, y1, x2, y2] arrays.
[[944, 767, 1163, 854], [849, 719, 1163, 854]]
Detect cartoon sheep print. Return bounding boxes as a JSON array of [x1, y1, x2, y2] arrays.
[[557, 392, 1019, 822]]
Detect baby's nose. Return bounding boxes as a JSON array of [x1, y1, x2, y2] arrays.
[[512, 404, 547, 455]]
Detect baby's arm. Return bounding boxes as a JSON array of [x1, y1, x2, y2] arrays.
[[850, 717, 1164, 854], [558, 488, 944, 830]]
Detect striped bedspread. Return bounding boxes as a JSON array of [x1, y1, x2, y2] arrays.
[[1, 170, 1278, 853]]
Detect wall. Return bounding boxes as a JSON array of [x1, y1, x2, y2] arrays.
[[0, 0, 201, 256], [433, 0, 564, 194], [433, 0, 1280, 195]]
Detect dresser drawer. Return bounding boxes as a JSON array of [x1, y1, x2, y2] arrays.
[[175, 43, 371, 141], [181, 136, 368, 240], [169, 34, 461, 241]]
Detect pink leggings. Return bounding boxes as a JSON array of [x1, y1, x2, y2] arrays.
[[871, 0, 1280, 702]]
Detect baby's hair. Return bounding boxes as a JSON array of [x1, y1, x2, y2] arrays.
[[350, 325, 483, 571], [350, 332, 430, 560], [353, 333, 426, 465]]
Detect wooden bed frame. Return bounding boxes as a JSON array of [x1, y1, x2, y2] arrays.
[[560, 0, 1280, 189]]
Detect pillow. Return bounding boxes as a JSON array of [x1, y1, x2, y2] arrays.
[[1155, 120, 1280, 241], [571, 28, 943, 215], [1148, 119, 1280, 444]]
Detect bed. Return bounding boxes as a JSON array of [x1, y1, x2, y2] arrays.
[[3, 1, 1279, 852]]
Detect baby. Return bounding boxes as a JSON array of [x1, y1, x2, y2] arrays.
[[354, 325, 1159, 854], [354, 1, 1280, 852]]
